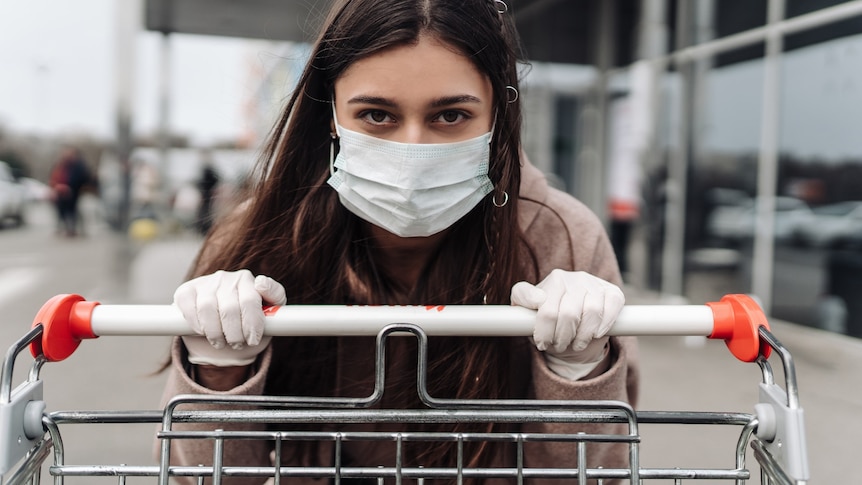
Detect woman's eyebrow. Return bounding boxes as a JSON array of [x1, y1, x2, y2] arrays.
[[346, 95, 397, 107], [430, 95, 482, 108]]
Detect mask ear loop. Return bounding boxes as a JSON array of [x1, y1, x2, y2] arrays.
[[329, 133, 337, 176], [487, 108, 508, 208], [488, 105, 508, 208], [329, 99, 341, 176]]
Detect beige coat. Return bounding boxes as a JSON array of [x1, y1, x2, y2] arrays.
[[159, 160, 639, 484]]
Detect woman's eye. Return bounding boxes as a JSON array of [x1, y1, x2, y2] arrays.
[[435, 110, 467, 124], [360, 110, 393, 124]]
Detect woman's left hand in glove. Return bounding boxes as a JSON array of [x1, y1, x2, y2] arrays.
[[510, 270, 625, 379]]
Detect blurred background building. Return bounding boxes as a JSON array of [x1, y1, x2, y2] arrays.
[[1, 0, 861, 338]]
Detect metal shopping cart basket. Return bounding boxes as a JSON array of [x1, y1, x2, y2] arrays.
[[1, 293, 809, 484]]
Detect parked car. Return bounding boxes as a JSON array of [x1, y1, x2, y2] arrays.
[[18, 177, 52, 202], [792, 201, 862, 249], [705, 195, 811, 246], [0, 161, 26, 227]]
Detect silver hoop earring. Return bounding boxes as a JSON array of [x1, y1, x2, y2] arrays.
[[492, 191, 509, 208], [506, 85, 519, 103], [494, 0, 508, 14]]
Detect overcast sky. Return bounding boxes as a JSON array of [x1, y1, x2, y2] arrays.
[[1, 2, 860, 161], [0, 1, 282, 146]]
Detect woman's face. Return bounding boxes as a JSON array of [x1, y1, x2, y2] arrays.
[[333, 35, 494, 144]]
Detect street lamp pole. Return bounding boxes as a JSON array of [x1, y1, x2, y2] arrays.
[[114, 0, 139, 230], [157, 30, 173, 213]]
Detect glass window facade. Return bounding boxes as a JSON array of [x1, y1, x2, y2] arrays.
[[514, 0, 862, 337], [654, 0, 862, 337]]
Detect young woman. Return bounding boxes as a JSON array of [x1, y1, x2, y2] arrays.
[[161, 0, 638, 482]]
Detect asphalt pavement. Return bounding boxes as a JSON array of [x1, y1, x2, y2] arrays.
[[1, 198, 858, 483]]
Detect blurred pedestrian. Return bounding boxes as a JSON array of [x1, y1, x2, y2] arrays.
[[49, 147, 91, 237], [195, 158, 220, 235], [609, 198, 639, 278], [130, 158, 161, 219]]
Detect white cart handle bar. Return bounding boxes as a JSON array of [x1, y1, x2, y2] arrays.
[[30, 294, 770, 363]]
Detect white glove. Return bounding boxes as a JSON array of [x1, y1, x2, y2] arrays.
[[510, 270, 625, 380], [174, 269, 287, 367]]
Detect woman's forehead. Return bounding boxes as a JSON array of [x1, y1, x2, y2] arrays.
[[334, 36, 493, 106]]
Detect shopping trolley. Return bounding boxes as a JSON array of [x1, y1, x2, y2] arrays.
[[1, 293, 809, 484]]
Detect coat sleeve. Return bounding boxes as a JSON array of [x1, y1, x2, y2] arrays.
[[156, 339, 275, 485], [517, 159, 640, 478], [155, 206, 276, 485], [156, 205, 339, 484]]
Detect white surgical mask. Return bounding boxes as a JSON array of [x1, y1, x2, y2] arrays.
[[327, 115, 494, 238]]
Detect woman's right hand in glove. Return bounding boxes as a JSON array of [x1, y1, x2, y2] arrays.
[[174, 269, 287, 367]]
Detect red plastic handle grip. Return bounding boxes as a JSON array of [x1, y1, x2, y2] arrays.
[[707, 294, 771, 362], [30, 294, 100, 362]]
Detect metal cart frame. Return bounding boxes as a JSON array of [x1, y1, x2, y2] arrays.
[[1, 294, 809, 484]]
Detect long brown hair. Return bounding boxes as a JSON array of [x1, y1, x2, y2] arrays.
[[192, 0, 530, 472]]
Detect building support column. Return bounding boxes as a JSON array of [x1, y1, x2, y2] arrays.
[[576, 0, 616, 221], [661, 0, 713, 297], [752, 0, 787, 313]]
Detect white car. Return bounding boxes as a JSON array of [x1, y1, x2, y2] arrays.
[[18, 177, 52, 202], [0, 161, 26, 227], [705, 195, 812, 245], [793, 201, 862, 249]]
